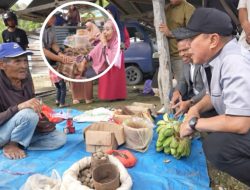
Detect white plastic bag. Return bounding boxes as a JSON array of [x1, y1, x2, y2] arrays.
[[123, 117, 154, 152], [73, 107, 114, 123], [20, 169, 61, 190]]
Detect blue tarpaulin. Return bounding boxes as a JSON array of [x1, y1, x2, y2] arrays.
[[0, 109, 210, 190]]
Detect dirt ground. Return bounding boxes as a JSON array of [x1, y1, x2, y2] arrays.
[[41, 84, 249, 190]]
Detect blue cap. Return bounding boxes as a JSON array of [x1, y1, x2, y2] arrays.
[[0, 42, 33, 59]]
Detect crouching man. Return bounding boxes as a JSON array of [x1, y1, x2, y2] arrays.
[[0, 42, 66, 160], [178, 8, 250, 186]]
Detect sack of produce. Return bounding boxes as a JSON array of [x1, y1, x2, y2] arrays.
[[61, 155, 132, 190], [92, 163, 120, 190], [123, 117, 154, 152]]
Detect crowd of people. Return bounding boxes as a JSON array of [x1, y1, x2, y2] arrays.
[[42, 4, 129, 106], [0, 0, 250, 187]]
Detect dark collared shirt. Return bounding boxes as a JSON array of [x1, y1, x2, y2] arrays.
[[0, 70, 34, 125]]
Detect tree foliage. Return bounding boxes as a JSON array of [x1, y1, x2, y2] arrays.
[[0, 3, 41, 43]]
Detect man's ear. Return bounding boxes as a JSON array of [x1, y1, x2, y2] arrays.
[[0, 61, 5, 70], [209, 33, 220, 49]]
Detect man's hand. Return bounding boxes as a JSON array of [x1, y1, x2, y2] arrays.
[[77, 59, 87, 75], [171, 91, 182, 105], [18, 98, 42, 114], [180, 120, 194, 138], [159, 23, 172, 37], [184, 106, 200, 123], [173, 100, 191, 118], [100, 33, 108, 46], [58, 53, 75, 64]]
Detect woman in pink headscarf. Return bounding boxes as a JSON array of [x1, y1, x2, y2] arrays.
[[78, 19, 120, 103], [98, 4, 130, 101], [85, 21, 101, 46]]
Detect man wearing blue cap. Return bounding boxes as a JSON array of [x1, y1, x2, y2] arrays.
[[176, 8, 250, 185], [0, 42, 66, 160]]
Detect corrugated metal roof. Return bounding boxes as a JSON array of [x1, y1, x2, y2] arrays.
[[15, 0, 202, 23], [27, 0, 58, 8]]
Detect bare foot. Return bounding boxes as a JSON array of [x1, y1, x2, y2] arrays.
[[3, 142, 26, 160]]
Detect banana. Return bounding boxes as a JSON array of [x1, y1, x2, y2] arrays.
[[163, 136, 173, 148], [156, 125, 165, 133], [155, 116, 192, 159], [163, 113, 169, 122], [177, 139, 186, 155], [170, 137, 179, 149], [173, 122, 181, 133], [163, 128, 174, 137], [156, 140, 163, 148], [157, 132, 166, 142], [164, 147, 171, 154], [156, 120, 166, 126], [156, 146, 163, 152], [170, 148, 176, 155]]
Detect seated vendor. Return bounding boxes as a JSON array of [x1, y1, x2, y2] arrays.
[[0, 42, 66, 160]]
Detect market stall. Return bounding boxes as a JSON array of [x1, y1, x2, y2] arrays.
[[0, 108, 210, 190]]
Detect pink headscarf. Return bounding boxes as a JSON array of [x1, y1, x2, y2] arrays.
[[89, 20, 121, 74], [85, 21, 100, 43]]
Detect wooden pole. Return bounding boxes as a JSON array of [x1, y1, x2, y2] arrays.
[[152, 0, 172, 112]]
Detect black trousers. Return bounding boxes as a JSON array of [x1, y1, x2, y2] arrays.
[[203, 131, 250, 186]]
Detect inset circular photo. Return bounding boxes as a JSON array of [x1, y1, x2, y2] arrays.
[[40, 1, 121, 82]]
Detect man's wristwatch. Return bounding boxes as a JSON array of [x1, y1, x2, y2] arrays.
[[189, 117, 198, 131]]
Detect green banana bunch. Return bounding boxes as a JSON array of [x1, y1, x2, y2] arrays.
[[155, 114, 191, 159]]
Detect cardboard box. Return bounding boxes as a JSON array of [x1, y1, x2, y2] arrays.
[[113, 114, 133, 124], [131, 102, 156, 109], [125, 105, 150, 115], [131, 102, 157, 116], [84, 122, 125, 153]]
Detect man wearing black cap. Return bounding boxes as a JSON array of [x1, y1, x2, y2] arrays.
[[0, 43, 66, 160], [176, 8, 250, 186]]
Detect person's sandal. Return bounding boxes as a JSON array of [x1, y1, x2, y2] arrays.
[[73, 100, 80, 105]]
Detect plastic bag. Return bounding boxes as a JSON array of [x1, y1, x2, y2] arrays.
[[123, 117, 154, 152], [42, 105, 63, 123], [20, 169, 61, 190], [106, 149, 137, 168], [36, 113, 56, 133], [73, 107, 113, 123]]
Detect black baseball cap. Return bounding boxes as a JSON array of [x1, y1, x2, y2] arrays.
[[172, 8, 233, 40]]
